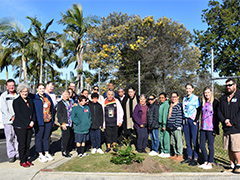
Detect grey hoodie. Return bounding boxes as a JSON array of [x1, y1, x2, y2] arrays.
[[0, 91, 19, 125]]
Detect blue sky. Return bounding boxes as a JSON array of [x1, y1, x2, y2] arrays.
[[0, 0, 211, 81]]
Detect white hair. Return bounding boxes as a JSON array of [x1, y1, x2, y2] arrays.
[[17, 83, 29, 93]]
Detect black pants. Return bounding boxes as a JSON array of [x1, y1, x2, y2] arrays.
[[61, 127, 74, 152], [14, 127, 32, 163]]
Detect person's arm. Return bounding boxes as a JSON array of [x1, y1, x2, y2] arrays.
[[0, 94, 13, 122], [132, 105, 142, 126], [162, 103, 169, 129], [217, 98, 227, 124], [194, 97, 201, 122], [153, 104, 159, 127], [116, 99, 123, 126], [213, 99, 219, 135], [99, 104, 103, 128]]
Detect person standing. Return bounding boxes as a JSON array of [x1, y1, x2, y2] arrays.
[[0, 79, 19, 163], [57, 90, 74, 157], [147, 95, 160, 156], [89, 86, 104, 103], [103, 83, 119, 99], [198, 86, 219, 169], [33, 84, 55, 163], [69, 82, 78, 103], [122, 87, 139, 144], [158, 93, 170, 158], [88, 93, 104, 154], [71, 95, 92, 158], [45, 81, 57, 107], [167, 92, 183, 161], [13, 83, 35, 167], [218, 78, 240, 173], [181, 83, 200, 166], [102, 90, 123, 153], [118, 87, 126, 105], [132, 94, 148, 153]]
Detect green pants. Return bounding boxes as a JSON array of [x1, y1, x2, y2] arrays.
[[159, 125, 170, 154], [170, 129, 183, 155]]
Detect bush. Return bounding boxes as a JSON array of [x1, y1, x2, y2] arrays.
[[110, 138, 144, 165]]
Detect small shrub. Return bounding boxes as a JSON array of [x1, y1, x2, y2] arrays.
[[110, 138, 144, 165]]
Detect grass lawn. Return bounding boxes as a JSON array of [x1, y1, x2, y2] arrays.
[[54, 145, 224, 173]]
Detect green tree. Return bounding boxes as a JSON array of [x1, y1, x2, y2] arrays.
[[27, 16, 59, 84], [59, 3, 99, 92], [194, 0, 240, 77], [85, 13, 203, 96]]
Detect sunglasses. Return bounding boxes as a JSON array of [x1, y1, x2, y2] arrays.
[[148, 98, 154, 101], [94, 88, 99, 91], [225, 84, 235, 87]]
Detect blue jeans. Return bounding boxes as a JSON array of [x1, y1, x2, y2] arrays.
[[200, 130, 215, 163], [150, 128, 159, 152], [183, 118, 199, 159], [35, 122, 52, 153], [90, 129, 101, 149]]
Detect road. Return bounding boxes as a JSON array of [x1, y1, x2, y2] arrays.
[[0, 131, 61, 163]]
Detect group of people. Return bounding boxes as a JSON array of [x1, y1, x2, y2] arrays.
[[0, 79, 240, 173]]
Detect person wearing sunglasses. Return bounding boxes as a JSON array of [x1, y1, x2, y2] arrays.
[[147, 95, 160, 156], [89, 85, 104, 103], [218, 78, 240, 173]]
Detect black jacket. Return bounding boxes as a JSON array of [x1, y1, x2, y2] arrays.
[[218, 89, 240, 134], [13, 96, 36, 128], [57, 100, 70, 125], [88, 101, 103, 129], [147, 100, 159, 129]]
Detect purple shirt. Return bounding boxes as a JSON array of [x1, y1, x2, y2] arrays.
[[141, 105, 148, 124], [201, 102, 214, 131]]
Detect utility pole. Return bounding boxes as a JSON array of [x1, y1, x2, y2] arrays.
[[98, 68, 101, 94]]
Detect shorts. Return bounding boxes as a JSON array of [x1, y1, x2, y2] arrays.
[[105, 126, 118, 144], [75, 133, 89, 143], [223, 134, 240, 151]]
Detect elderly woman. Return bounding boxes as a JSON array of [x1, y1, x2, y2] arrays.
[[33, 84, 55, 163], [13, 83, 35, 167], [132, 94, 148, 153], [57, 90, 74, 157]]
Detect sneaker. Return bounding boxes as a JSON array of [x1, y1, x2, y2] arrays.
[[198, 164, 206, 168], [148, 150, 158, 156], [78, 153, 83, 158], [8, 157, 16, 163], [189, 160, 198, 166], [45, 153, 54, 161], [96, 148, 104, 154], [202, 164, 212, 169], [233, 165, 240, 174], [91, 148, 97, 154], [83, 152, 89, 157], [158, 152, 165, 158], [162, 153, 170, 158], [181, 158, 191, 164], [113, 148, 118, 153], [38, 155, 48, 163], [105, 148, 111, 153]]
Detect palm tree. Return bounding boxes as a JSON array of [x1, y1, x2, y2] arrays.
[[0, 19, 29, 82], [59, 3, 99, 92], [27, 16, 59, 84]]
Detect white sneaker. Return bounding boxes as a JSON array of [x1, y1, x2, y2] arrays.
[[83, 152, 89, 157], [78, 153, 83, 158], [96, 148, 104, 154], [202, 164, 212, 169], [39, 155, 48, 163], [91, 148, 97, 154], [162, 153, 170, 158], [148, 151, 158, 156], [45, 153, 54, 161], [198, 164, 207, 168], [158, 152, 165, 158]]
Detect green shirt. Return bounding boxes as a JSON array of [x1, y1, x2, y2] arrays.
[[159, 100, 170, 128]]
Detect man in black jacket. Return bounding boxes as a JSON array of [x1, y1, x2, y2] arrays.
[[88, 93, 104, 154], [218, 78, 240, 173]]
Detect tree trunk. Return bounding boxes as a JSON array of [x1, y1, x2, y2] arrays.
[[19, 59, 22, 83], [76, 44, 84, 94], [6, 66, 8, 80], [80, 45, 84, 92], [22, 49, 27, 83], [39, 48, 43, 83]]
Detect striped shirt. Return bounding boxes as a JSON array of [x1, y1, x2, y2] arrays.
[[167, 102, 183, 129]]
